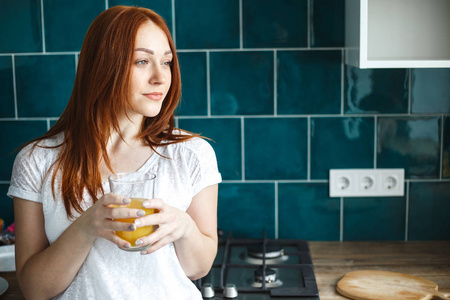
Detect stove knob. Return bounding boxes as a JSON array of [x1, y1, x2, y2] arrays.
[[201, 283, 215, 298], [223, 283, 238, 299]]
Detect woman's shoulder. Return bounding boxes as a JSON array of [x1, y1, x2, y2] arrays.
[[167, 130, 214, 156], [16, 133, 63, 163]]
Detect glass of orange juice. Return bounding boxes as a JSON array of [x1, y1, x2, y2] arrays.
[[109, 172, 156, 251]]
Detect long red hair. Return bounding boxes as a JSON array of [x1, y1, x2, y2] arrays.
[[26, 6, 195, 218]]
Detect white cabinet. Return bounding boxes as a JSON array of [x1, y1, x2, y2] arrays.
[[345, 0, 450, 68]]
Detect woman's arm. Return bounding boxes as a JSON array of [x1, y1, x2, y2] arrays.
[[138, 184, 219, 280], [14, 195, 144, 300]]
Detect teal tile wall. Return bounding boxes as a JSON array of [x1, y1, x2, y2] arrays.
[[1, 0, 449, 241]]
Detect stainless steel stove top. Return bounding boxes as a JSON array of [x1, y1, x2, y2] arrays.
[[195, 232, 319, 299]]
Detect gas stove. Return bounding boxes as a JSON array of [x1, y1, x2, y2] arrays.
[[195, 231, 319, 299]]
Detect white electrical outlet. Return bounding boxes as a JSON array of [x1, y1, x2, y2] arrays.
[[329, 169, 404, 197]]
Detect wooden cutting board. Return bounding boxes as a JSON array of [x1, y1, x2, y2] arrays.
[[337, 270, 450, 300]]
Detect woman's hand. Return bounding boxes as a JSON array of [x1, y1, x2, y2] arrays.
[[75, 193, 146, 249], [132, 198, 192, 254]]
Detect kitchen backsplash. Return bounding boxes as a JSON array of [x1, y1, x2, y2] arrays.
[[1, 0, 449, 241]]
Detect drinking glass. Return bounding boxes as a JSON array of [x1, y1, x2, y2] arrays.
[[109, 172, 156, 251]]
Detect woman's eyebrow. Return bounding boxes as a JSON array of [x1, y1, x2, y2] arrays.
[[135, 48, 172, 55]]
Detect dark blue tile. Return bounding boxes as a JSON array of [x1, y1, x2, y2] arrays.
[[175, 0, 239, 49], [0, 184, 14, 227], [377, 117, 441, 179], [44, 0, 104, 52], [218, 183, 275, 238], [15, 55, 75, 117], [278, 183, 340, 240], [344, 196, 406, 241], [409, 182, 450, 240], [176, 52, 208, 116], [210, 51, 274, 115], [310, 0, 345, 47], [277, 50, 341, 114], [245, 118, 307, 180], [0, 56, 15, 118], [242, 0, 307, 48], [311, 117, 374, 179], [0, 0, 42, 53], [344, 66, 409, 114], [0, 121, 48, 181], [411, 69, 450, 113], [444, 117, 450, 179], [178, 118, 242, 180], [109, 0, 173, 33]]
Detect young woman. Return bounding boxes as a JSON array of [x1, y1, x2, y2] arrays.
[[7, 6, 221, 299]]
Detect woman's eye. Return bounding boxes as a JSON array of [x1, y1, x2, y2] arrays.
[[136, 60, 147, 65], [163, 60, 173, 67]]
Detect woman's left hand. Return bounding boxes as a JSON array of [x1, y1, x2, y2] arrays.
[[133, 198, 193, 254]]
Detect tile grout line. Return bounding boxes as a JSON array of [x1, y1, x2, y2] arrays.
[[241, 116, 245, 181], [374, 116, 378, 167], [340, 49, 344, 115], [408, 69, 412, 114], [404, 181, 410, 241], [273, 50, 277, 116], [105, 0, 108, 9], [47, 119, 51, 130], [206, 51, 211, 117], [40, 0, 46, 53], [275, 181, 278, 239], [239, 0, 243, 49], [440, 114, 444, 179], [307, 0, 311, 48], [171, 0, 176, 46], [307, 116, 311, 180], [340, 197, 344, 241], [12, 55, 18, 119]]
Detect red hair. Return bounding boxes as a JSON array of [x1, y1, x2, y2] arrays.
[[26, 6, 195, 218]]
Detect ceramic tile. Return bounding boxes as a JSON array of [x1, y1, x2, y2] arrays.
[[408, 182, 450, 240], [277, 50, 341, 114], [242, 0, 307, 48], [344, 66, 409, 114], [176, 52, 207, 116], [311, 117, 375, 179], [278, 183, 340, 240], [43, 0, 104, 52], [310, 0, 345, 47], [344, 196, 406, 241], [0, 56, 15, 118], [109, 0, 173, 33], [377, 117, 441, 179], [245, 118, 307, 180], [210, 51, 274, 115], [443, 117, 450, 179], [175, 0, 239, 49], [0, 121, 48, 181], [218, 183, 275, 238], [178, 118, 242, 180], [0, 0, 42, 53], [0, 184, 14, 227], [411, 68, 450, 113], [15, 55, 75, 117]]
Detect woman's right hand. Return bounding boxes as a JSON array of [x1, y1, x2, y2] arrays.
[[76, 193, 145, 249]]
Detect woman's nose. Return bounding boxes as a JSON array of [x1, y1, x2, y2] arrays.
[[149, 66, 167, 85]]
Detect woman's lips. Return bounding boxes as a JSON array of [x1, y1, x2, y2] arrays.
[[143, 92, 163, 101]]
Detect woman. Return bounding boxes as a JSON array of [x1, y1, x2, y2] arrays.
[[7, 6, 221, 299]]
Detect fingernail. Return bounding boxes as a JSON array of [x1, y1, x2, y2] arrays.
[[123, 198, 131, 204], [137, 209, 145, 217], [140, 250, 147, 255], [123, 243, 131, 248], [128, 224, 136, 231], [135, 239, 143, 246], [134, 219, 141, 226], [142, 201, 150, 208]]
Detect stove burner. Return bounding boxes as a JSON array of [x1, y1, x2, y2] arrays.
[[247, 244, 284, 259], [250, 267, 283, 288]]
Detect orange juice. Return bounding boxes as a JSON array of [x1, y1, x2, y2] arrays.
[[112, 198, 155, 246]]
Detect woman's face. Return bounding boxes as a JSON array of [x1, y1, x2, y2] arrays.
[[128, 21, 172, 120]]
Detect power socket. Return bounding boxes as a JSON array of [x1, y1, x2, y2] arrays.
[[329, 169, 404, 197]]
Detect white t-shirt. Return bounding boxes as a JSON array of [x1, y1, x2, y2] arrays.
[[7, 132, 222, 299]]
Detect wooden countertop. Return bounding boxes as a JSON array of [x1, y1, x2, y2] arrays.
[[1, 241, 449, 299]]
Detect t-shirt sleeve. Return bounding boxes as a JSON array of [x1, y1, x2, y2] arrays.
[[188, 139, 222, 197], [7, 144, 46, 203]]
